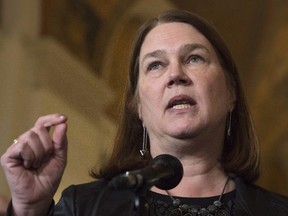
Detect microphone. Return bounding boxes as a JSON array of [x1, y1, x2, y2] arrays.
[[108, 154, 183, 190]]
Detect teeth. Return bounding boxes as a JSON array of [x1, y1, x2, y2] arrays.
[[172, 104, 191, 109]]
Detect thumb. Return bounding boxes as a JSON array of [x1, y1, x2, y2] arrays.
[[52, 123, 68, 159]]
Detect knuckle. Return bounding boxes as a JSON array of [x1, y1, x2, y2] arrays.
[[27, 129, 39, 139], [35, 115, 46, 124], [32, 125, 46, 134], [18, 129, 36, 141]]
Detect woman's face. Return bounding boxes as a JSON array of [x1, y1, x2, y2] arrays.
[[137, 22, 235, 146]]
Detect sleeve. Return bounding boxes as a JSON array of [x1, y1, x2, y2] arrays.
[[53, 185, 76, 216], [5, 200, 55, 216], [5, 186, 77, 216]]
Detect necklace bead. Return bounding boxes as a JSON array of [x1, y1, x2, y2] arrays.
[[173, 198, 181, 206], [165, 177, 232, 216], [213, 200, 222, 207]]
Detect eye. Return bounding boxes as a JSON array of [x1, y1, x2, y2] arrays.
[[187, 54, 205, 64], [147, 61, 162, 71]]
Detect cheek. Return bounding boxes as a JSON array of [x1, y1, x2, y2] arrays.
[[138, 89, 155, 112], [138, 84, 163, 119], [208, 80, 231, 110], [138, 77, 162, 103], [200, 73, 230, 109]]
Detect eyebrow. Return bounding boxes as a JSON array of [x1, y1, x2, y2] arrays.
[[141, 43, 210, 65], [180, 43, 210, 56], [141, 50, 166, 65]]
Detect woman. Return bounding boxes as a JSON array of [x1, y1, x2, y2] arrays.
[[1, 10, 288, 216]]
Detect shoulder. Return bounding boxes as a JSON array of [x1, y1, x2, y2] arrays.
[[56, 180, 107, 214], [62, 180, 107, 197], [235, 177, 288, 215], [56, 180, 135, 215], [246, 183, 288, 210]]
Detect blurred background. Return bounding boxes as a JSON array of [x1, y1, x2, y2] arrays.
[[0, 0, 287, 212]]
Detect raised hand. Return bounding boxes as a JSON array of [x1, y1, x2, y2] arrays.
[[1, 114, 68, 216]]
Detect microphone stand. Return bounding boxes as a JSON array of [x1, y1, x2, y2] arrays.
[[131, 186, 150, 216], [107, 154, 183, 216]]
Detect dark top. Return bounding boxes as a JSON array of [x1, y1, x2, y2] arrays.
[[5, 177, 288, 215], [149, 190, 235, 215]]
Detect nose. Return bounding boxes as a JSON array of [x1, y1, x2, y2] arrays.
[[167, 63, 192, 87]]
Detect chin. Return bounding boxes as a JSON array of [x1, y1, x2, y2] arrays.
[[170, 128, 198, 139]]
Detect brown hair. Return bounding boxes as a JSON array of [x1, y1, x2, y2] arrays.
[[91, 10, 260, 182]]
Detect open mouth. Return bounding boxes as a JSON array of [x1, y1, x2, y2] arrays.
[[167, 95, 196, 110]]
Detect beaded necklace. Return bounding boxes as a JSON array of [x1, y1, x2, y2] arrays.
[[165, 177, 232, 216]]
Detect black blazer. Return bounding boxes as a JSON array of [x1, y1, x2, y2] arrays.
[[6, 177, 288, 215]]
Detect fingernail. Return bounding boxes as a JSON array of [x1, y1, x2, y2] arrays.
[[59, 115, 66, 119]]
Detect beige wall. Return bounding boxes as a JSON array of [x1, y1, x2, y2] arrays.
[[0, 35, 116, 201], [248, 1, 288, 194]]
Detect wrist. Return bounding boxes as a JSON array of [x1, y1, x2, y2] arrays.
[[11, 199, 54, 216]]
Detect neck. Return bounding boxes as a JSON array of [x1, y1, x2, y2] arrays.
[[152, 158, 234, 198], [150, 125, 225, 160], [150, 140, 235, 197], [149, 129, 235, 197]]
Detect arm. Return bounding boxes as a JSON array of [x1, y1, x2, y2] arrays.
[[1, 114, 68, 216]]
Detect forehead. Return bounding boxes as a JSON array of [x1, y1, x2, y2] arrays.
[[140, 22, 214, 57]]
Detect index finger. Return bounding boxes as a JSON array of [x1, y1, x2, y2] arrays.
[[34, 114, 67, 129]]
